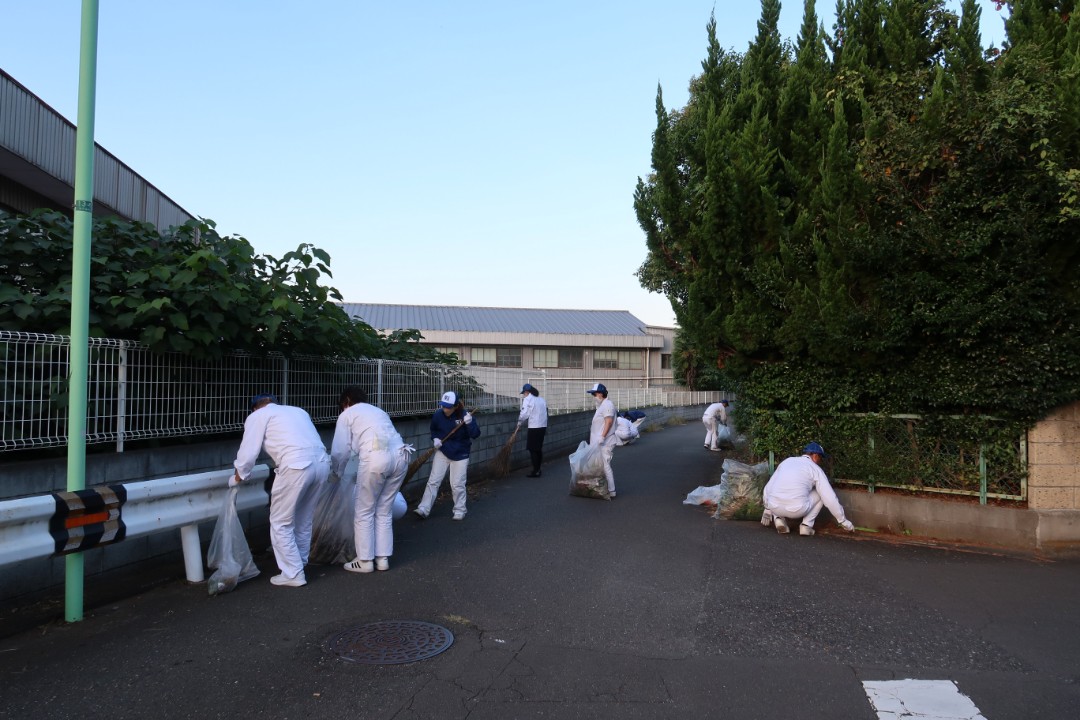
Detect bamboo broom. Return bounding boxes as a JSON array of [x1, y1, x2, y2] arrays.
[[402, 407, 477, 483], [490, 424, 521, 478]]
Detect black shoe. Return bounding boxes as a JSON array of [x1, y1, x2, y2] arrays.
[[526, 470, 541, 478]]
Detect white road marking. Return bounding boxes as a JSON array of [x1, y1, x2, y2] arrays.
[[862, 679, 987, 720]]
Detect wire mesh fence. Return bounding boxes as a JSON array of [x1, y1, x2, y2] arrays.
[[760, 412, 1027, 502], [0, 332, 723, 453]]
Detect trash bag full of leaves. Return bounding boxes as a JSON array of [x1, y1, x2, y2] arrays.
[[568, 440, 610, 500]]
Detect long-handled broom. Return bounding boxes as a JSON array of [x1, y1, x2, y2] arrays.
[[402, 407, 477, 484], [491, 423, 521, 478]]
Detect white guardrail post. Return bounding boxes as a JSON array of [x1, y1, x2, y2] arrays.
[[0, 465, 271, 583]]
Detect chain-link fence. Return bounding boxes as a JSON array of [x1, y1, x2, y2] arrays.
[[760, 412, 1027, 502], [1, 331, 724, 453]]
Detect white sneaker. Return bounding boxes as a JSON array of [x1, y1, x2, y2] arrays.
[[774, 517, 790, 534], [799, 524, 815, 536], [760, 510, 773, 527], [344, 559, 374, 573], [375, 556, 390, 571], [609, 491, 617, 498], [270, 573, 306, 587], [452, 512, 465, 521]]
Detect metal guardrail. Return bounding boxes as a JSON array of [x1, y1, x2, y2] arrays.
[[0, 466, 270, 580]]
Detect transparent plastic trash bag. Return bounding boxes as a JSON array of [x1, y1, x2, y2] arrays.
[[713, 459, 771, 519], [207, 486, 260, 595], [309, 456, 410, 566], [568, 440, 610, 500]]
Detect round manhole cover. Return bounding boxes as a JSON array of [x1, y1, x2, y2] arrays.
[[326, 621, 454, 665]]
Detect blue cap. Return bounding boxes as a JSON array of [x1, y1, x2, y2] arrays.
[[586, 383, 607, 395], [250, 393, 277, 410], [521, 383, 535, 394], [802, 442, 828, 457], [439, 390, 459, 408]]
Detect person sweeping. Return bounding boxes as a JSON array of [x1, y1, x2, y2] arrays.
[[517, 383, 548, 477], [414, 391, 482, 521]]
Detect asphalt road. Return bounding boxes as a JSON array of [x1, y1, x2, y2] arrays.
[[1, 422, 1078, 719]]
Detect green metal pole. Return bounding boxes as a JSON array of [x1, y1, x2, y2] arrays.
[[979, 443, 988, 506], [65, 0, 100, 623]]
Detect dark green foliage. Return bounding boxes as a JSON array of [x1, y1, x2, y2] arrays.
[[635, 0, 1080, 436], [0, 210, 447, 362]]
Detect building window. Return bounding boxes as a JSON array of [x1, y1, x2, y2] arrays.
[[594, 350, 643, 370], [534, 349, 558, 368], [559, 349, 583, 368], [497, 347, 522, 368], [618, 351, 643, 370], [594, 351, 618, 370], [471, 348, 496, 366], [433, 346, 461, 360], [661, 353, 672, 370]]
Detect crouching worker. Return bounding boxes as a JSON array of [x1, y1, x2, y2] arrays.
[[761, 442, 855, 536], [331, 386, 414, 573]]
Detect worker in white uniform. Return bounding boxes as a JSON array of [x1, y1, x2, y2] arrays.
[[761, 442, 855, 535], [701, 400, 729, 451], [331, 386, 414, 573], [518, 383, 549, 477], [586, 383, 618, 497], [231, 393, 330, 588], [613, 413, 640, 446]]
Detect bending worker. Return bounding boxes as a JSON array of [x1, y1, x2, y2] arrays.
[[331, 386, 413, 574], [231, 393, 330, 588], [761, 442, 855, 536], [701, 400, 729, 451]]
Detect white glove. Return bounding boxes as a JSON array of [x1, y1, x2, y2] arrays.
[[228, 474, 241, 488], [841, 520, 854, 532], [463, 412, 474, 425], [433, 438, 442, 449]]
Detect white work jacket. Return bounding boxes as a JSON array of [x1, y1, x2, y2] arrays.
[[762, 454, 848, 524], [330, 402, 405, 478], [518, 395, 549, 428], [233, 403, 327, 481]]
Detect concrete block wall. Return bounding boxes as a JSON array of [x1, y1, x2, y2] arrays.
[[1027, 400, 1080, 510]]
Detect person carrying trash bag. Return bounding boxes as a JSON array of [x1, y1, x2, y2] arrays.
[[231, 393, 330, 588], [760, 441, 855, 536], [586, 383, 618, 497], [331, 386, 414, 574], [415, 391, 481, 521]]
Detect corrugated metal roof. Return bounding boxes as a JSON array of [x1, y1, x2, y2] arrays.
[[340, 303, 652, 336]]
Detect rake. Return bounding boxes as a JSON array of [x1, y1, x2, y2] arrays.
[[490, 424, 521, 478], [402, 407, 477, 484]]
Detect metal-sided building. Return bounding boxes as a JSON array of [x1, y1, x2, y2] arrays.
[[0, 68, 192, 230], [341, 303, 677, 389]]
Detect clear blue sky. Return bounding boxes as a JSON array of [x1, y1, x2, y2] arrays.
[[2, 2, 1006, 328]]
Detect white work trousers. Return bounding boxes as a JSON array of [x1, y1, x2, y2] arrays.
[[353, 447, 411, 561], [269, 456, 329, 579], [702, 415, 719, 449], [419, 451, 469, 518], [763, 488, 825, 528], [600, 442, 615, 493]]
